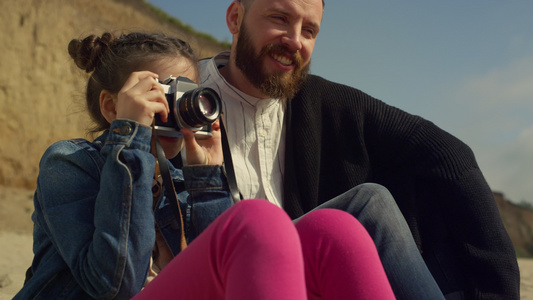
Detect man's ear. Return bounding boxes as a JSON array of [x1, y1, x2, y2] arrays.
[[226, 1, 245, 34], [99, 90, 117, 124]]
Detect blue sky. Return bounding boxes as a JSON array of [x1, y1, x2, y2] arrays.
[[147, 1, 533, 205]]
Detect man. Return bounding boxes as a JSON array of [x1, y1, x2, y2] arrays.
[[198, 0, 520, 298]]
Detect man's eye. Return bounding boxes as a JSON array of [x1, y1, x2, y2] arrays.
[[271, 15, 286, 23], [303, 29, 316, 38]]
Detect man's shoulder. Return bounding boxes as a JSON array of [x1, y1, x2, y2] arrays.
[[297, 74, 375, 105], [198, 52, 230, 73], [198, 56, 212, 69], [302, 74, 367, 95], [198, 57, 211, 78], [303, 74, 336, 86]]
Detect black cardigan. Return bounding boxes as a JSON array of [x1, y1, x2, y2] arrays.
[[283, 74, 519, 299]]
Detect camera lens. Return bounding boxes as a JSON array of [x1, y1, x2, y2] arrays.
[[198, 95, 216, 118], [177, 87, 221, 128]]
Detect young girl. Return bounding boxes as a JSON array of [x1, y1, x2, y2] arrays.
[[15, 32, 395, 299]]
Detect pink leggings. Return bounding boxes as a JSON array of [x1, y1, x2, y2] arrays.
[[135, 200, 395, 300]]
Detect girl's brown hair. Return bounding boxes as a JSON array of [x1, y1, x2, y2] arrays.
[[68, 32, 197, 133]]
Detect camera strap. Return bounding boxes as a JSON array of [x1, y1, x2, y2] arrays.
[[151, 128, 187, 252], [219, 116, 242, 203]]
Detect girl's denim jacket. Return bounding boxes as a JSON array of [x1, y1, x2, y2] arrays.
[[15, 119, 233, 299]]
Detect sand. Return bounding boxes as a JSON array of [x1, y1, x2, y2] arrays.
[[0, 185, 530, 299]]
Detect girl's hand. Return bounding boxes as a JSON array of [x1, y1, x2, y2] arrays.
[[115, 71, 169, 127], [181, 120, 223, 165]]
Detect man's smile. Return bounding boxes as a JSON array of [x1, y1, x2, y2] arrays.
[[272, 53, 293, 66]]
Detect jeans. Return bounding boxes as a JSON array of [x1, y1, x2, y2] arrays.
[[304, 183, 445, 300]]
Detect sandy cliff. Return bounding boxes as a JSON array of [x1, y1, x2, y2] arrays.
[[0, 0, 226, 190]]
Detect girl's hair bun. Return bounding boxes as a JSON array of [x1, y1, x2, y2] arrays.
[[68, 32, 115, 73]]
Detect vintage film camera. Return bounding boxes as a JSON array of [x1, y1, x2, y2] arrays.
[[154, 76, 221, 139]]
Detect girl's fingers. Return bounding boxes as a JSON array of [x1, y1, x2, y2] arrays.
[[180, 119, 224, 165], [181, 128, 208, 165], [144, 89, 170, 121], [120, 71, 159, 92], [210, 120, 221, 138], [115, 72, 170, 125], [137, 76, 170, 118]]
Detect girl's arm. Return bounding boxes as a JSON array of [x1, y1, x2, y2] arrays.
[[36, 120, 156, 299]]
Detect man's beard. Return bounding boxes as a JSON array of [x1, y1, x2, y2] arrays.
[[234, 22, 310, 99]]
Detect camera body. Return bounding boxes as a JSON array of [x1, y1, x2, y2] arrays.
[[154, 76, 221, 139]]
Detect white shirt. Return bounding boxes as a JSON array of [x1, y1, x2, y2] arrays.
[[198, 52, 286, 208]]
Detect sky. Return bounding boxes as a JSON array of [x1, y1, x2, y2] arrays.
[[146, 0, 533, 205]]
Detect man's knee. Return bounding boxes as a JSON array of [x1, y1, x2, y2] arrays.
[[323, 183, 398, 216]]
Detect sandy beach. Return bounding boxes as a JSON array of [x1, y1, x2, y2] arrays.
[[0, 185, 530, 299]]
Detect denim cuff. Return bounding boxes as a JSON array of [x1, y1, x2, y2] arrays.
[[106, 119, 152, 153], [182, 165, 228, 191]]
